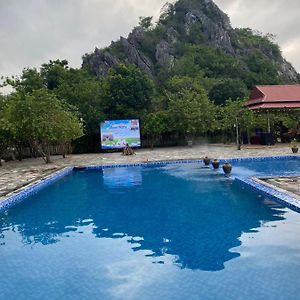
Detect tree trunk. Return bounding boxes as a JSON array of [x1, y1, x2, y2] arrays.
[[45, 154, 51, 164], [151, 135, 154, 150], [61, 143, 66, 158], [30, 145, 37, 158], [40, 142, 51, 164], [0, 148, 4, 166], [45, 144, 51, 163], [15, 144, 23, 161]]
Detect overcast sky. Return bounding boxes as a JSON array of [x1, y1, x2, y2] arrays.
[[1, 0, 299, 90]]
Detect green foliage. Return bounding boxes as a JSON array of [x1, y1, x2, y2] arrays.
[[213, 99, 291, 142], [209, 79, 248, 105], [139, 16, 153, 29], [1, 89, 83, 163], [4, 59, 69, 93], [4, 68, 44, 93], [235, 28, 281, 59], [54, 68, 104, 135], [140, 25, 166, 61], [143, 111, 168, 149], [103, 64, 155, 119], [215, 100, 245, 132], [158, 3, 175, 25], [166, 76, 214, 137], [187, 23, 205, 44], [40, 59, 69, 90], [2, 0, 299, 152], [1, 93, 34, 147], [173, 45, 244, 79], [0, 128, 10, 166], [0, 97, 11, 165], [108, 41, 127, 61], [242, 51, 281, 88]]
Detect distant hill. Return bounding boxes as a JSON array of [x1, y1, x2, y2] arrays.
[[82, 0, 299, 95]]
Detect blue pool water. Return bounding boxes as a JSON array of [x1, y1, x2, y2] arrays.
[[1, 159, 300, 299], [231, 157, 300, 178]]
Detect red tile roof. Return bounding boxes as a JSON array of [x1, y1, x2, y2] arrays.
[[245, 85, 300, 110]]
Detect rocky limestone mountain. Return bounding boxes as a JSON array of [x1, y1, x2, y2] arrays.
[[82, 0, 299, 85]]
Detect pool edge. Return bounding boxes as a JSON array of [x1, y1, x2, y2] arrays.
[[0, 167, 73, 211], [235, 176, 300, 213], [0, 154, 299, 212]]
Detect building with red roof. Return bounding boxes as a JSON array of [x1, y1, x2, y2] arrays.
[[245, 85, 300, 110]]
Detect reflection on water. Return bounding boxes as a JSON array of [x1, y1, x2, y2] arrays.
[[102, 167, 142, 189], [0, 164, 286, 272]]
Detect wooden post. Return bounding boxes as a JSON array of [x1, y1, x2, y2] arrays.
[[267, 110, 271, 133], [235, 116, 240, 150]]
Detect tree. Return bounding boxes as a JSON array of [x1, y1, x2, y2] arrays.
[[166, 76, 214, 140], [0, 96, 11, 165], [103, 64, 155, 119], [243, 51, 281, 88], [0, 129, 10, 166], [2, 89, 83, 163], [4, 68, 44, 93], [143, 111, 168, 149], [208, 79, 248, 105], [1, 92, 36, 160], [52, 107, 84, 158], [54, 68, 105, 136], [40, 59, 69, 90], [139, 16, 153, 30], [30, 89, 83, 162], [215, 99, 266, 144]]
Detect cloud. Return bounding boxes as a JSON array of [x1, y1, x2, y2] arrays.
[[214, 0, 300, 70], [0, 0, 165, 79], [0, 0, 299, 88]]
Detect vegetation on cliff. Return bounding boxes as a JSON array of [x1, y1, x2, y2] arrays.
[[1, 0, 299, 158]]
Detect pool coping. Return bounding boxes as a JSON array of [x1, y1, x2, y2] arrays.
[[253, 177, 300, 202], [235, 176, 300, 213], [0, 167, 73, 211], [0, 154, 299, 212]]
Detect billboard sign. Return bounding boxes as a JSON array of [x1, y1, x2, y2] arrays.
[[100, 119, 141, 149]]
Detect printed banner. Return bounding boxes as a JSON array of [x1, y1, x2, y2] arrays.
[[100, 119, 141, 149]]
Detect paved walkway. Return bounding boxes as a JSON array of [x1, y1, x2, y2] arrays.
[[0, 144, 295, 200], [263, 177, 300, 200]]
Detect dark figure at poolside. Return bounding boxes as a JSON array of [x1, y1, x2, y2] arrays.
[[297, 121, 300, 142], [122, 143, 135, 156], [277, 121, 289, 143]]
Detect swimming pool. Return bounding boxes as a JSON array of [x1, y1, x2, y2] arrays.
[[1, 158, 300, 299]]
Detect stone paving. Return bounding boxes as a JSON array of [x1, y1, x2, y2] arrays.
[[262, 177, 300, 200], [0, 143, 295, 201]]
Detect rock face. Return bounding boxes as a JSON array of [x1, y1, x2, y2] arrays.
[[182, 0, 235, 54], [82, 48, 119, 77], [120, 36, 154, 77], [279, 59, 299, 82], [82, 0, 299, 83], [156, 40, 175, 68], [82, 26, 154, 77]]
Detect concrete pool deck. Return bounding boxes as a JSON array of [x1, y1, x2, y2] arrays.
[[259, 177, 300, 201], [0, 143, 297, 201]]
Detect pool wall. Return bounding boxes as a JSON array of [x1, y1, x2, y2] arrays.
[[235, 176, 300, 213], [0, 155, 299, 212], [0, 167, 73, 211], [83, 155, 298, 170]]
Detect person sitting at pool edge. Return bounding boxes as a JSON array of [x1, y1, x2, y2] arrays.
[[122, 143, 135, 156]]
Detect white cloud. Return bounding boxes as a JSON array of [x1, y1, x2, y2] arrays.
[[214, 0, 300, 70], [0, 0, 299, 88]]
